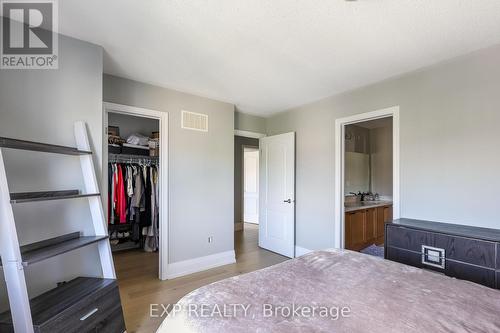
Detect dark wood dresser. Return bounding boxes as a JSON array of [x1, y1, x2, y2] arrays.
[[0, 277, 125, 333], [385, 219, 500, 289]]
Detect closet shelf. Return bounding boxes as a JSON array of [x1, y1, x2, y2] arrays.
[[10, 190, 100, 203], [0, 232, 108, 267], [0, 137, 92, 155]]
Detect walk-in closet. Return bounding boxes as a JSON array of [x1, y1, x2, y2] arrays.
[[106, 112, 160, 273]]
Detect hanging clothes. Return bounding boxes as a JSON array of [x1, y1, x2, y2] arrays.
[[116, 164, 127, 224], [144, 165, 159, 252], [140, 165, 152, 229], [108, 160, 159, 252]]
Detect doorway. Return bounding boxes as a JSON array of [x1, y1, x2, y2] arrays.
[[234, 135, 260, 232], [243, 147, 259, 224], [334, 106, 400, 250], [234, 130, 296, 259], [103, 102, 168, 280]]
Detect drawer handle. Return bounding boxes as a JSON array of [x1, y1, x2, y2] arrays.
[[421, 245, 445, 269], [80, 308, 99, 321]]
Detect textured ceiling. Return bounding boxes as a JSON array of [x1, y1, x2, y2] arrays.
[[58, 0, 500, 116]]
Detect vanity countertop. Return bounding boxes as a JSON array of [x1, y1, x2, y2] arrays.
[[345, 200, 393, 212]]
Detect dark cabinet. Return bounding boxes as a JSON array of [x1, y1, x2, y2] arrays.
[[385, 219, 500, 290]]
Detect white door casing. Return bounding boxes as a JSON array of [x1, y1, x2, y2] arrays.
[[334, 106, 400, 249], [259, 132, 295, 258], [244, 148, 259, 224], [103, 102, 169, 280]]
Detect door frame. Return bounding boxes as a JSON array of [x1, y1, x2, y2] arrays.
[[242, 146, 259, 225], [334, 106, 400, 249], [103, 102, 169, 280]]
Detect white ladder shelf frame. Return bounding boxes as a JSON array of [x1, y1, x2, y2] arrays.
[[0, 121, 116, 333]]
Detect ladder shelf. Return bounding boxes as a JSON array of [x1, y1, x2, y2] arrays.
[[0, 122, 117, 333]]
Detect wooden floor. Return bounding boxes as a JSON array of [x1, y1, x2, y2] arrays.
[[113, 223, 288, 333]]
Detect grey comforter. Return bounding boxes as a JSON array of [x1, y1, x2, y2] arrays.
[[158, 249, 500, 332]]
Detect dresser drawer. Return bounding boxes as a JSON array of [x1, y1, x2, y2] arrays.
[[386, 246, 496, 288], [433, 233, 496, 268], [386, 225, 433, 252], [446, 261, 496, 288], [94, 306, 126, 333], [386, 225, 496, 268], [386, 246, 424, 269], [497, 244, 500, 269], [386, 246, 445, 274], [40, 285, 123, 333], [0, 278, 125, 333]]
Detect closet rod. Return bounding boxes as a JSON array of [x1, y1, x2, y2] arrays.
[[108, 153, 159, 165]]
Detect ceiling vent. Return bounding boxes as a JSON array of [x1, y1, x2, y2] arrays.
[[181, 110, 208, 132]]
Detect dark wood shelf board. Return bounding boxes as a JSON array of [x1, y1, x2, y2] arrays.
[[10, 190, 100, 203], [0, 137, 91, 155], [0, 277, 116, 326], [0, 233, 108, 267]]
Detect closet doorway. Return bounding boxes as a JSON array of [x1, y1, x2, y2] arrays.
[[103, 102, 168, 280]]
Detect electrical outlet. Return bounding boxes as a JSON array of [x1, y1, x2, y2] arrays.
[[208, 236, 213, 243]]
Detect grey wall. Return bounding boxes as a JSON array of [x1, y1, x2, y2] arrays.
[[108, 112, 159, 139], [0, 34, 104, 311], [370, 122, 393, 198], [344, 121, 393, 197], [267, 44, 500, 251], [234, 136, 259, 224], [344, 124, 370, 195], [103, 75, 235, 263], [235, 111, 266, 133]]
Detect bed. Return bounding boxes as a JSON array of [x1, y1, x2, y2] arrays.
[[157, 249, 500, 333]]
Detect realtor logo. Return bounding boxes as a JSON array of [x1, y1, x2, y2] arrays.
[[1, 0, 58, 69]]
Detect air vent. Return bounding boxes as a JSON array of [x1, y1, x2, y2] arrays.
[[181, 110, 208, 132]]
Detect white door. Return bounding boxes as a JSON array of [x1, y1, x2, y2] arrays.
[[244, 148, 259, 224], [259, 132, 295, 258]]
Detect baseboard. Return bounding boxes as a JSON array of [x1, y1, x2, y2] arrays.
[[166, 250, 236, 279], [235, 222, 243, 231], [295, 246, 313, 257]]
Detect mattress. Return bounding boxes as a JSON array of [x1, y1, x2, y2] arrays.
[[157, 249, 500, 333]]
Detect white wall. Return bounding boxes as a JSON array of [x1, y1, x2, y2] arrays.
[[103, 75, 235, 263], [0, 34, 104, 311], [266, 44, 500, 250]]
